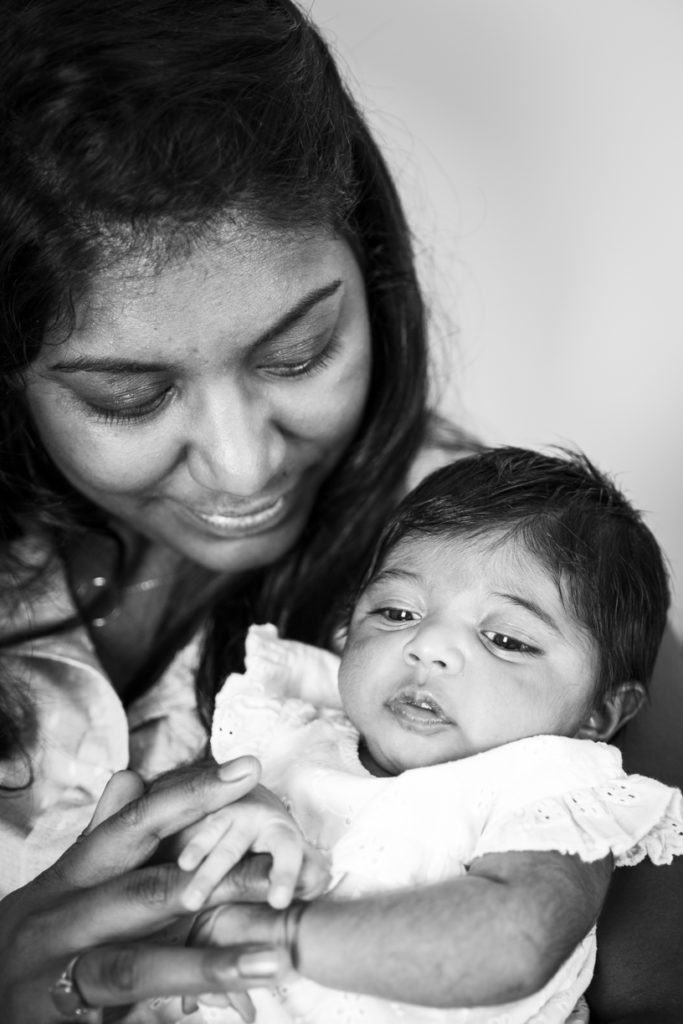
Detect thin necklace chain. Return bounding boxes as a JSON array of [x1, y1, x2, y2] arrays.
[[83, 572, 179, 628], [90, 573, 177, 594]]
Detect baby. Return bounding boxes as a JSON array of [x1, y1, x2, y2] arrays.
[[189, 447, 683, 1023]]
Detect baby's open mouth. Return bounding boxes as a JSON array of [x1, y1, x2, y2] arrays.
[[385, 690, 452, 727]]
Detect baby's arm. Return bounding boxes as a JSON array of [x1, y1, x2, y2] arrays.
[[191, 849, 612, 1007]]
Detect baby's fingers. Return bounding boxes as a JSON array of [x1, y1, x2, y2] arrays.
[[179, 820, 251, 911], [295, 844, 331, 900], [259, 823, 305, 909], [187, 989, 256, 1023]]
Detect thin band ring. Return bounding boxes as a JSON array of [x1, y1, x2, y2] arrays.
[[49, 954, 98, 1019]]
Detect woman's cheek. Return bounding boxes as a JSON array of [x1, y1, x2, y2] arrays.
[[293, 356, 370, 446], [43, 415, 177, 495]]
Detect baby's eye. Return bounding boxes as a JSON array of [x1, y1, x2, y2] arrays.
[[374, 607, 418, 623], [482, 631, 539, 654]]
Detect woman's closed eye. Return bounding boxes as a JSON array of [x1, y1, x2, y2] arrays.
[[481, 630, 541, 655], [78, 384, 175, 425], [258, 331, 342, 379], [68, 331, 342, 426]]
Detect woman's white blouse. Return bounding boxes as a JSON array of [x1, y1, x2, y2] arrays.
[[0, 623, 206, 896]]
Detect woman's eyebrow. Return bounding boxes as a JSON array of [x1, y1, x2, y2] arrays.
[[48, 278, 344, 374], [255, 278, 343, 348]]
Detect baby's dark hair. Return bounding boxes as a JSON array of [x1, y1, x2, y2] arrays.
[[365, 446, 670, 699]]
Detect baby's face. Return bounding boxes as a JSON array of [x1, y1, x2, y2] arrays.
[[338, 533, 600, 776]]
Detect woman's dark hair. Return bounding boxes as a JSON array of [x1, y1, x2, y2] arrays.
[[0, 0, 455, 755], [361, 446, 670, 701]]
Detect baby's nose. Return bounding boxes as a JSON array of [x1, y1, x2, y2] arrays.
[[402, 623, 465, 674]]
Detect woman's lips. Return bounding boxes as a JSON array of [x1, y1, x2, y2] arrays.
[[385, 689, 453, 729], [175, 492, 291, 537]]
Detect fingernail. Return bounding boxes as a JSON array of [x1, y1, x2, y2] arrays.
[[181, 886, 207, 911], [268, 884, 291, 909], [237, 949, 280, 979], [217, 759, 255, 783], [178, 847, 201, 871], [197, 993, 231, 1007]]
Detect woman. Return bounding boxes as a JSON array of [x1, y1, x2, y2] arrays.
[[0, 0, 678, 1020]]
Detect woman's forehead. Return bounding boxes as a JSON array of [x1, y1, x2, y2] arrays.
[[43, 223, 363, 355]]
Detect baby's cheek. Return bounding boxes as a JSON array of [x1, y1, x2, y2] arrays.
[[337, 658, 360, 715], [338, 648, 378, 727]]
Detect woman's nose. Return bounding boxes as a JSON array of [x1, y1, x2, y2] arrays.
[[186, 384, 285, 495], [403, 621, 465, 675]]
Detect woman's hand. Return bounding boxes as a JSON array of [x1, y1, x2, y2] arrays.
[[190, 901, 288, 961], [0, 757, 290, 1022], [185, 901, 297, 1021]]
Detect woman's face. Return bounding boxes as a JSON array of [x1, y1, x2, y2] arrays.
[[25, 223, 372, 572]]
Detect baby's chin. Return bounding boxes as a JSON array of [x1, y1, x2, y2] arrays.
[[357, 739, 396, 777], [360, 733, 473, 777], [357, 738, 431, 777]]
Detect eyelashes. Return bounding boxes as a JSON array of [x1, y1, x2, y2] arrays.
[[362, 605, 543, 657], [77, 332, 342, 426], [84, 386, 174, 425], [264, 332, 342, 379], [481, 631, 541, 655]]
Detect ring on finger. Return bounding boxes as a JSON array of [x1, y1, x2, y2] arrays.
[[49, 955, 99, 1019], [185, 904, 225, 947]]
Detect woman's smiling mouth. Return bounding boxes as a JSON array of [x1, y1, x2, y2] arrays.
[[175, 492, 291, 537]]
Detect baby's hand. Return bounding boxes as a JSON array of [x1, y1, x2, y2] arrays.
[[177, 781, 330, 912]]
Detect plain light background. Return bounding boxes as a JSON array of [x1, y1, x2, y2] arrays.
[[310, 0, 683, 636]]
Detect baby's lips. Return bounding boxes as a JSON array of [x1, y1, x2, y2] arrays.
[[388, 687, 451, 721]]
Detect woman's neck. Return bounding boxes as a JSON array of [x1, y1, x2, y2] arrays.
[[66, 527, 232, 701]]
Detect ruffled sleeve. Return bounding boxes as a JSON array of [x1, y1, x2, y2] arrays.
[[472, 736, 683, 867], [211, 624, 342, 765], [240, 623, 342, 707]]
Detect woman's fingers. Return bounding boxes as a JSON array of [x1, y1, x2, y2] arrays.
[[84, 770, 146, 835], [189, 902, 278, 949], [31, 858, 276, 956], [30, 943, 286, 1022], [71, 942, 288, 1007], [224, 989, 257, 1023], [194, 989, 257, 1023], [210, 853, 273, 903], [2, 859, 279, 1024], [54, 758, 262, 889]]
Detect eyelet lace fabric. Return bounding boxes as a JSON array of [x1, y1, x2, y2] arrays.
[[206, 626, 683, 1024]]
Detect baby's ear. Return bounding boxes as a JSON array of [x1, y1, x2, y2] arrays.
[[575, 681, 646, 742]]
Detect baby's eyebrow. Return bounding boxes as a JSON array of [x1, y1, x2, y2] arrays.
[[368, 567, 420, 588], [492, 592, 562, 635]]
